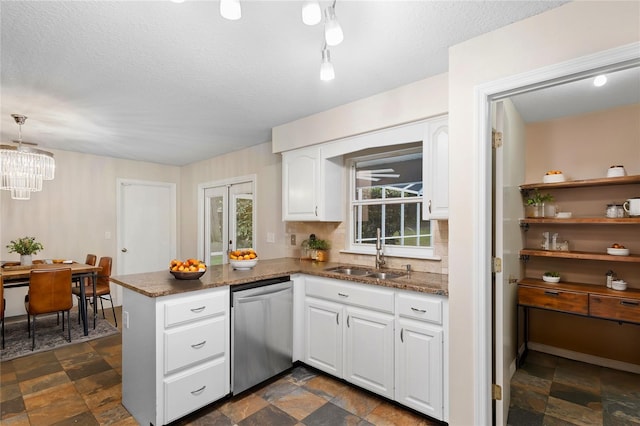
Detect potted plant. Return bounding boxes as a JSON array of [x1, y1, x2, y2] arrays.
[[525, 190, 554, 217], [542, 271, 561, 283], [6, 236, 44, 266], [308, 238, 331, 262]]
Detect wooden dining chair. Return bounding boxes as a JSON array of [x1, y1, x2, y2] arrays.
[[72, 256, 116, 327], [25, 268, 73, 351], [1, 275, 5, 349]]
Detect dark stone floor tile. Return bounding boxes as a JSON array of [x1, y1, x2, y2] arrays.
[[523, 351, 560, 369], [506, 406, 544, 426], [541, 414, 579, 425], [510, 382, 549, 413], [64, 357, 113, 381], [0, 396, 26, 420], [257, 377, 299, 402], [52, 410, 100, 425], [287, 366, 317, 386], [302, 402, 362, 426], [237, 404, 298, 426], [521, 362, 556, 381], [550, 381, 601, 409], [12, 351, 62, 382], [602, 394, 640, 425]]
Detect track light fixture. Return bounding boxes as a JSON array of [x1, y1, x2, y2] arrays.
[[220, 0, 241, 20], [320, 45, 335, 81]]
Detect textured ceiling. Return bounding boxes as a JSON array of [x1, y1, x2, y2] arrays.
[[1, 1, 567, 166]]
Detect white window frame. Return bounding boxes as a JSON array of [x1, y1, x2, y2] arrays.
[[347, 148, 435, 259]]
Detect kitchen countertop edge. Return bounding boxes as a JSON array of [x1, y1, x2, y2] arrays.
[[111, 258, 448, 298]]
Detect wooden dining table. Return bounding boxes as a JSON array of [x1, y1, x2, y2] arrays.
[[1, 262, 101, 336]]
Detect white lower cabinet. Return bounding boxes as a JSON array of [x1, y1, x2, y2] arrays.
[[122, 286, 230, 426], [303, 276, 447, 422]]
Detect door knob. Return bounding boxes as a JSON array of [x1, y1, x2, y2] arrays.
[[121, 248, 128, 253]]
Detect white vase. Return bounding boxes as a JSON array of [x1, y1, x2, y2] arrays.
[[20, 254, 33, 266]]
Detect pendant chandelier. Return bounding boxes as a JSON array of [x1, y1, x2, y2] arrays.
[[0, 114, 55, 200]]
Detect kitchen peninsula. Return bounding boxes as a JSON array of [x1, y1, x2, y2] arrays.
[[112, 258, 449, 425]]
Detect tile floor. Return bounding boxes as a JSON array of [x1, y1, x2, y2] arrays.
[[508, 350, 640, 426], [2, 306, 639, 426]]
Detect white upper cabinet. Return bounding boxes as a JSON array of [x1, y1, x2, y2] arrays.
[[423, 116, 449, 220], [282, 146, 343, 221]]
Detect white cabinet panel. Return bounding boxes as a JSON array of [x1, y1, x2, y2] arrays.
[[423, 116, 449, 220], [282, 146, 343, 221], [164, 316, 226, 375], [395, 319, 443, 419], [344, 306, 395, 398], [304, 297, 343, 376]]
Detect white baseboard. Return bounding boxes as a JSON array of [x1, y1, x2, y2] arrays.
[[527, 342, 640, 374]]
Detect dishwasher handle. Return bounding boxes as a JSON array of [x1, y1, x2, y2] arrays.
[[234, 287, 291, 304]]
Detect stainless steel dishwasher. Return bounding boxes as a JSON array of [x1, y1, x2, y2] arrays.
[[231, 277, 293, 394]]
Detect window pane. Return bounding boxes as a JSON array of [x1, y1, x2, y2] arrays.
[[355, 152, 423, 201], [209, 196, 224, 265], [353, 202, 430, 247], [234, 197, 253, 249]]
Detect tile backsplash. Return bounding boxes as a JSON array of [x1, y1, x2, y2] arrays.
[[285, 220, 448, 275]]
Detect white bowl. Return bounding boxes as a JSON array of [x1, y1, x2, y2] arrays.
[[611, 280, 627, 291], [607, 247, 630, 256], [543, 173, 566, 183], [555, 212, 572, 219], [229, 258, 258, 270], [542, 275, 561, 283]]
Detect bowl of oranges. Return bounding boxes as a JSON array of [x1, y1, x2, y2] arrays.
[[169, 258, 207, 280], [229, 249, 258, 270]]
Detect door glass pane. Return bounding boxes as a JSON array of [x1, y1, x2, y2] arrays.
[[234, 196, 253, 250], [209, 195, 224, 265]]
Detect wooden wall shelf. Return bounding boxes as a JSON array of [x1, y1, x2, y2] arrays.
[[521, 217, 640, 225], [520, 174, 640, 191], [520, 249, 640, 263]]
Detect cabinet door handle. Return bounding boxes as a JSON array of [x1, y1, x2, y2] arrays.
[[191, 385, 206, 395], [400, 328, 404, 343], [190, 306, 206, 313], [315, 206, 318, 217], [544, 291, 560, 296], [620, 300, 640, 307], [411, 307, 427, 313], [428, 200, 432, 214], [347, 315, 350, 328], [336, 312, 339, 325], [191, 341, 206, 349], [338, 293, 349, 298]]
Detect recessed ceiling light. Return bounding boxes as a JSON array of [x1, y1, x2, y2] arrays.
[[593, 75, 607, 87]]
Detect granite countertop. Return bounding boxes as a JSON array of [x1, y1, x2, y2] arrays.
[[111, 257, 448, 298]]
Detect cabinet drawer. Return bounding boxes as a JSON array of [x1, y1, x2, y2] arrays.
[[589, 295, 640, 324], [518, 286, 588, 315], [164, 359, 227, 424], [397, 292, 442, 325], [306, 277, 394, 314], [164, 316, 226, 374], [164, 290, 228, 328]]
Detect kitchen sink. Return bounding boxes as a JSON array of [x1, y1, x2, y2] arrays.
[[325, 267, 372, 276], [365, 271, 405, 280], [325, 267, 405, 280]]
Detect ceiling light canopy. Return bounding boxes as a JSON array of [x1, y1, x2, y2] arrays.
[[302, 0, 322, 26], [593, 75, 607, 87], [0, 114, 55, 200]]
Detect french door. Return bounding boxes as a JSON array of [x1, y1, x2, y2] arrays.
[[202, 178, 255, 266]]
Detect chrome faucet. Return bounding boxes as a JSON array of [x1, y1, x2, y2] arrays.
[[375, 228, 386, 269]]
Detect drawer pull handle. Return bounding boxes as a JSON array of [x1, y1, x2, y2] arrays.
[[620, 300, 640, 307], [400, 328, 404, 343], [336, 313, 339, 325], [191, 385, 206, 395], [190, 306, 206, 313], [191, 341, 206, 349], [347, 315, 350, 328], [411, 307, 427, 313], [338, 293, 349, 297], [544, 291, 560, 296]]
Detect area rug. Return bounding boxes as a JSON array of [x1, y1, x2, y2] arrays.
[[1, 310, 120, 361]]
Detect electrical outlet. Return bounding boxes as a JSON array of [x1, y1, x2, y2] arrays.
[[290, 234, 296, 245], [266, 232, 275, 243]]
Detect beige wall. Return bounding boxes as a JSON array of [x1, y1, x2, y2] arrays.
[[1, 148, 180, 316], [448, 2, 639, 424], [179, 141, 290, 260]]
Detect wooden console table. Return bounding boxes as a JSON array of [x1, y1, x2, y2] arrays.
[[517, 279, 640, 366]]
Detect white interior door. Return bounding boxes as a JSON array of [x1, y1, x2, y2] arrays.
[[492, 100, 526, 425], [117, 179, 176, 303], [204, 185, 228, 266]]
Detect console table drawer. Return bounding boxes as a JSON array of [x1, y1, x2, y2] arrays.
[[518, 286, 588, 314], [589, 295, 640, 324]]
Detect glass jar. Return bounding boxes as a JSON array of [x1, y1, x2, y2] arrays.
[[606, 203, 624, 218]]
